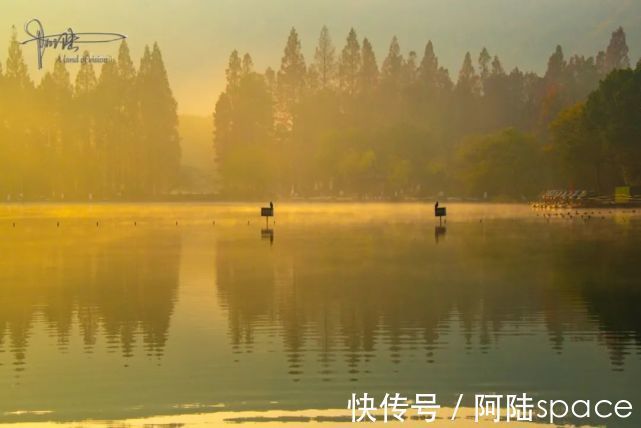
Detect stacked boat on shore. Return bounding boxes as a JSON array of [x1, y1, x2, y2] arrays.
[[533, 188, 641, 208]]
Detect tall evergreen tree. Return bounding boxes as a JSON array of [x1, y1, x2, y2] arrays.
[[545, 45, 566, 81], [4, 27, 34, 197], [242, 53, 254, 76], [74, 51, 98, 195], [136, 44, 155, 194], [5, 27, 32, 90], [541, 45, 569, 127], [604, 27, 630, 72], [338, 28, 361, 96], [147, 43, 181, 193], [277, 28, 306, 111], [95, 60, 120, 195], [456, 52, 479, 96], [312, 26, 336, 90], [75, 51, 97, 95], [381, 36, 403, 90], [418, 41, 438, 87], [478, 47, 491, 93], [359, 37, 378, 93], [454, 52, 480, 133], [566, 54, 599, 102], [226, 50, 242, 92], [482, 55, 511, 130], [45, 59, 74, 195], [418, 41, 452, 94], [402, 51, 418, 87], [491, 55, 505, 76], [51, 58, 73, 95], [116, 40, 140, 195], [117, 40, 136, 81]]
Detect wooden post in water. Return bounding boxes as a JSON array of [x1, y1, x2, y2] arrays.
[[261, 202, 274, 228], [435, 201, 446, 226]]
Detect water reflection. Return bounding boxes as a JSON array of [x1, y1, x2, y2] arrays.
[[0, 204, 639, 425], [260, 228, 274, 245], [216, 221, 641, 381], [434, 225, 446, 243], [0, 227, 180, 372]]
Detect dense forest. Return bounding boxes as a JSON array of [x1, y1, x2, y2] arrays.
[[214, 26, 640, 199], [0, 29, 180, 200], [0, 25, 637, 201]]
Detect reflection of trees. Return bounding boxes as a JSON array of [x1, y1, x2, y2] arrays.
[[216, 223, 641, 379], [0, 229, 181, 371], [549, 230, 641, 370]]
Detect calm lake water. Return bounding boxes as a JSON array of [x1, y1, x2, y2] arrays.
[[0, 203, 639, 426]]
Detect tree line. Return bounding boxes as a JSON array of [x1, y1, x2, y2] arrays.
[[551, 66, 641, 191], [214, 26, 638, 199], [0, 29, 180, 200]]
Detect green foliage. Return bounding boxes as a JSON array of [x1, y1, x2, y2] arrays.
[[584, 67, 641, 184], [210, 25, 636, 199], [214, 53, 275, 197], [456, 129, 543, 199], [550, 65, 641, 189], [0, 38, 180, 200], [550, 103, 604, 190]]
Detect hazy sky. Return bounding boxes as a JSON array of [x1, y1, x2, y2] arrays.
[[2, 0, 640, 115]]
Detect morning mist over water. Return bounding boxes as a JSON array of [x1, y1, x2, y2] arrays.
[[1, 1, 641, 426]]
